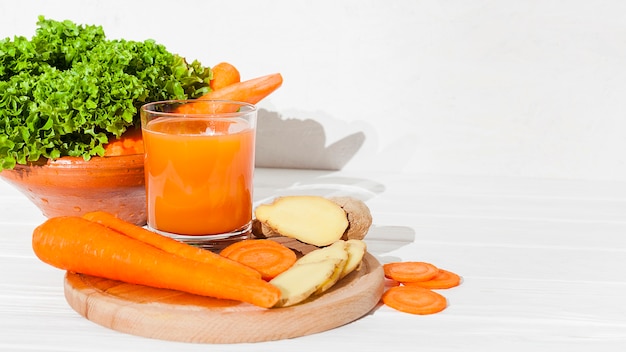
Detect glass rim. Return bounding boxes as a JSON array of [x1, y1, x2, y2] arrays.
[[140, 99, 257, 117]]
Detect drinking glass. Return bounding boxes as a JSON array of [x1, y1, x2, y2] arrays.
[[140, 100, 257, 250]]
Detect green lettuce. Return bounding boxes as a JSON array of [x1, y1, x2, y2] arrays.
[[0, 16, 212, 170]]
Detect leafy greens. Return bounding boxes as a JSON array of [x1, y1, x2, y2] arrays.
[[0, 16, 212, 170]]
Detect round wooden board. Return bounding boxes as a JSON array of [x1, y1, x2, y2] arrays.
[[64, 252, 384, 344]]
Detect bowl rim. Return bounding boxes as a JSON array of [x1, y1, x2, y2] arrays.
[[7, 154, 145, 170]]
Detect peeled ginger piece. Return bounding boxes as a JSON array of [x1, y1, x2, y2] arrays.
[[341, 239, 367, 279], [295, 241, 349, 294], [270, 258, 344, 307], [254, 196, 349, 247]]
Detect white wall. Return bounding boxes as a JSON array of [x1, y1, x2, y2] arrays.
[[2, 0, 625, 180]]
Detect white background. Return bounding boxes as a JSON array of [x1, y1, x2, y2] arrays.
[[2, 3, 626, 350], [2, 0, 625, 180]]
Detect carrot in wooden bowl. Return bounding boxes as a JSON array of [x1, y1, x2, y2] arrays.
[[175, 73, 283, 115], [102, 127, 144, 156], [209, 62, 241, 91], [202, 72, 282, 104]]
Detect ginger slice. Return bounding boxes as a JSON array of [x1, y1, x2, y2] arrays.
[[254, 196, 349, 247], [294, 240, 349, 294], [340, 239, 367, 279], [270, 258, 344, 307]]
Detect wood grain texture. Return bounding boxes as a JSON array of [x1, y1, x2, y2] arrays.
[[63, 252, 384, 344]]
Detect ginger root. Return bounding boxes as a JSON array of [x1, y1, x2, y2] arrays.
[[252, 195, 372, 246], [328, 196, 373, 241]]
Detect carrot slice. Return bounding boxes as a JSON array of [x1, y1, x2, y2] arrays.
[[32, 216, 280, 308], [403, 269, 461, 289], [383, 261, 439, 283], [210, 62, 241, 91], [220, 239, 297, 280], [382, 286, 448, 315], [82, 211, 261, 279]]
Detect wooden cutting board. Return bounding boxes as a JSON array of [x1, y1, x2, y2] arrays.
[[64, 252, 384, 344]]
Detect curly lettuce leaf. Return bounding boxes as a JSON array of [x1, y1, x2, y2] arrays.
[[0, 16, 212, 170]]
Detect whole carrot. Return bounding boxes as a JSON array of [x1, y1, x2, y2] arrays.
[[175, 73, 283, 115], [32, 216, 280, 308], [210, 62, 241, 91], [202, 72, 282, 104], [83, 211, 261, 279]]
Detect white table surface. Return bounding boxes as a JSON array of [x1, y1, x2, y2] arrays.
[[1, 168, 625, 351]]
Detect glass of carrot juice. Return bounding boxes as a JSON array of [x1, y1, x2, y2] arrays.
[[140, 100, 257, 250]]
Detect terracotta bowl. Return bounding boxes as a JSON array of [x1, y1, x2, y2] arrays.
[[0, 154, 146, 225]]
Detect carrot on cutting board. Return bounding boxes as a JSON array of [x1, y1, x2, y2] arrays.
[[82, 211, 261, 279], [220, 239, 297, 281], [210, 62, 241, 91], [403, 269, 462, 289], [32, 216, 280, 308], [382, 285, 448, 315], [383, 261, 439, 283]]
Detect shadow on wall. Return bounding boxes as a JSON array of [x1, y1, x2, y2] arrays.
[[252, 110, 418, 254], [255, 109, 365, 170]]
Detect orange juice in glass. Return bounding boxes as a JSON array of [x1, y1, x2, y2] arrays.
[[140, 100, 256, 249]]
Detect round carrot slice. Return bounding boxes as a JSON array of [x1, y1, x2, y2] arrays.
[[382, 286, 448, 315], [403, 269, 462, 289], [220, 239, 297, 281], [383, 261, 439, 282]]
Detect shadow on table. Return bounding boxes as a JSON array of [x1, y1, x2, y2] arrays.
[[253, 168, 416, 255], [253, 168, 385, 205], [366, 225, 416, 257]]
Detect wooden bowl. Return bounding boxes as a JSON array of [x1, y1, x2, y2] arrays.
[[0, 154, 146, 225]]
